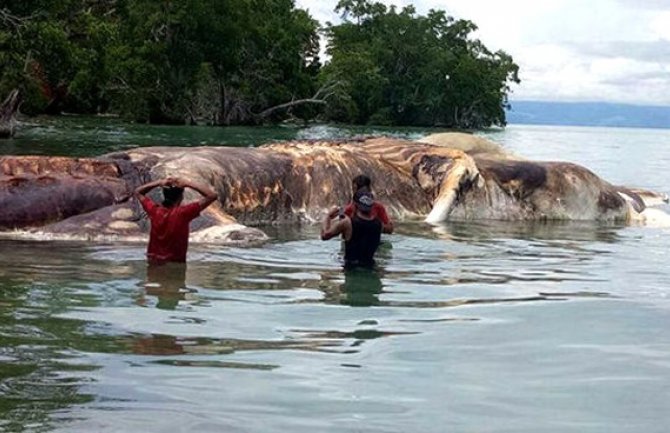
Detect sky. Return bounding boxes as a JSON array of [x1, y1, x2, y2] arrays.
[[295, 0, 670, 106]]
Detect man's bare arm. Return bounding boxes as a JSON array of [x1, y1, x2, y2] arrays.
[[175, 178, 218, 209], [135, 178, 167, 200], [321, 207, 353, 241], [321, 207, 343, 240]]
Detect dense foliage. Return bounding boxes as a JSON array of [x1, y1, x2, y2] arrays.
[[322, 0, 520, 128], [0, 0, 321, 124], [0, 0, 520, 128]]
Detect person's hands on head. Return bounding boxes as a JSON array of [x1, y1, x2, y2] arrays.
[[172, 178, 187, 189]]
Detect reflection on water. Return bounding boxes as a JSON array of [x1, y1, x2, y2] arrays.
[[1, 216, 669, 433], [411, 219, 626, 244], [142, 262, 192, 310], [315, 267, 385, 307], [340, 268, 384, 307]]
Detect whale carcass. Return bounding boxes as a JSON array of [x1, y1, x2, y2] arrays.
[[0, 133, 666, 244]]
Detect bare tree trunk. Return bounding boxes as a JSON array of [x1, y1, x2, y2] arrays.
[[0, 89, 21, 139], [257, 98, 327, 120], [255, 81, 342, 122], [212, 80, 342, 126]]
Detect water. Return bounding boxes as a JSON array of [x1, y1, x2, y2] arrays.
[[1, 119, 670, 432], [0, 116, 436, 157]]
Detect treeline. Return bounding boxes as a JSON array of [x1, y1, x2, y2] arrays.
[[0, 0, 520, 128]]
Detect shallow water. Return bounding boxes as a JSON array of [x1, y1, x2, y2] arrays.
[[1, 120, 670, 432]]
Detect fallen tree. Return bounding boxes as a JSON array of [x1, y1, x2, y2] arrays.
[[0, 90, 21, 139]]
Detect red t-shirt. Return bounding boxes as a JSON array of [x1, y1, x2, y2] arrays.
[[140, 196, 202, 263], [344, 201, 391, 225]]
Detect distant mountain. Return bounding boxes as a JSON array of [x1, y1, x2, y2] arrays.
[[506, 100, 670, 129]]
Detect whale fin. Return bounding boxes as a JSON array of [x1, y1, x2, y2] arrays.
[[424, 157, 482, 224]]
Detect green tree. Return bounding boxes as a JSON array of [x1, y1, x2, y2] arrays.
[[107, 0, 321, 124], [1, 0, 519, 129], [1, 0, 322, 125], [0, 0, 115, 114], [320, 0, 520, 128]]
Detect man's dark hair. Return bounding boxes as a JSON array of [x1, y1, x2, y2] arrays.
[[352, 174, 372, 191], [162, 186, 184, 207]]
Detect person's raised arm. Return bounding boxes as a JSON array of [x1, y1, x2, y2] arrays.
[[321, 206, 351, 241], [135, 178, 168, 200], [176, 178, 218, 210]]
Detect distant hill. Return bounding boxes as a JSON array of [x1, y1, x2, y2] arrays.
[[506, 101, 670, 129]]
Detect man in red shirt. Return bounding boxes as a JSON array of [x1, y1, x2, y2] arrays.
[[343, 174, 394, 234], [135, 177, 217, 264]]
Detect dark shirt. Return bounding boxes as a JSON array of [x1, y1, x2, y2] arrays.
[[344, 215, 382, 269]]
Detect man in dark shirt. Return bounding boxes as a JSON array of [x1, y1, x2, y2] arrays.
[[343, 174, 393, 234], [135, 177, 217, 264], [321, 190, 382, 269]]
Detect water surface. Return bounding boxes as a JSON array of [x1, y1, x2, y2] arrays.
[[1, 120, 669, 433]]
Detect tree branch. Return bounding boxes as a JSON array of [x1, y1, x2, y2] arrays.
[[257, 81, 344, 119], [0, 8, 35, 30]]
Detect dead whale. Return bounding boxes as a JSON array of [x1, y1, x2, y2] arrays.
[[0, 134, 666, 244]]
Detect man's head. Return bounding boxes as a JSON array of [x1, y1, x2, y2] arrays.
[[352, 174, 372, 193], [354, 190, 374, 214], [162, 186, 184, 207]]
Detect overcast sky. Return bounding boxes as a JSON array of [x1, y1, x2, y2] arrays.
[[295, 0, 670, 106]]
